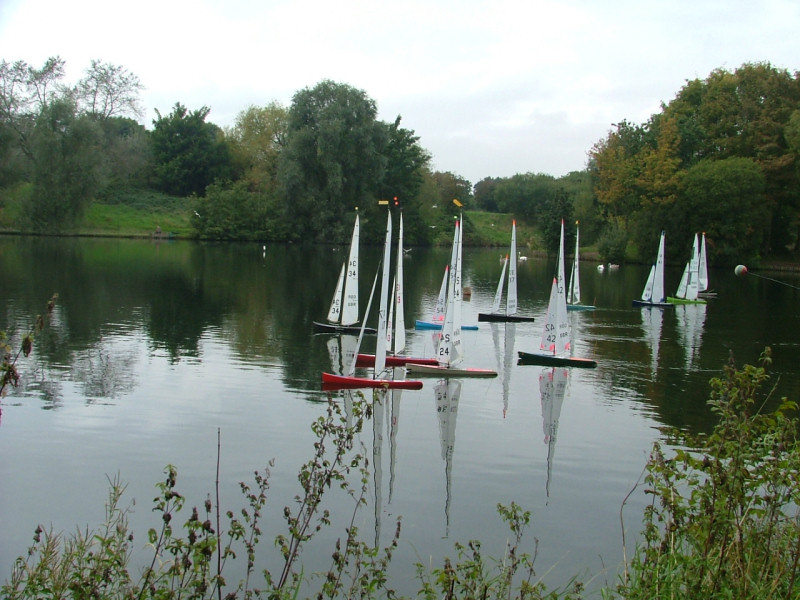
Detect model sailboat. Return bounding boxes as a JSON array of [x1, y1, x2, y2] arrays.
[[407, 217, 497, 378], [478, 220, 535, 322], [632, 230, 673, 308], [314, 213, 377, 334], [322, 208, 423, 390], [415, 261, 478, 330], [518, 219, 597, 368], [667, 233, 706, 305], [566, 221, 595, 311], [697, 232, 716, 297], [356, 212, 437, 368]]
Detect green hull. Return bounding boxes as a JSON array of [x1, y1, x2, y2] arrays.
[[666, 296, 706, 305]]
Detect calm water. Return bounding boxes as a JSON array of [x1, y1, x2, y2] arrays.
[[1, 235, 799, 595]]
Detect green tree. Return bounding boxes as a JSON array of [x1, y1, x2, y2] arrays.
[[589, 120, 646, 227], [661, 63, 800, 255], [372, 115, 431, 244], [494, 172, 555, 222], [192, 180, 285, 241], [150, 103, 233, 197], [277, 80, 386, 243], [683, 157, 766, 264], [226, 101, 288, 191], [473, 176, 499, 212], [538, 188, 574, 256], [557, 171, 599, 244], [23, 97, 104, 231]]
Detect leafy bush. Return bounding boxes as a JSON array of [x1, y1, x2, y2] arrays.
[[619, 347, 800, 599], [597, 221, 628, 264]]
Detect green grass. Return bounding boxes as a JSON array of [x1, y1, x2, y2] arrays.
[[81, 201, 192, 237], [464, 211, 543, 251]]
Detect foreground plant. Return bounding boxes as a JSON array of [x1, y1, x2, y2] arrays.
[[620, 347, 800, 599], [1, 293, 58, 402]]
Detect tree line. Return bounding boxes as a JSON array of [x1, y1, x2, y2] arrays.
[[2, 57, 799, 264]]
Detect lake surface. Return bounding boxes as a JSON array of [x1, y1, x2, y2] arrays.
[[1, 235, 799, 596]]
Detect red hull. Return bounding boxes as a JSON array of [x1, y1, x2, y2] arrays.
[[355, 353, 438, 367], [321, 372, 423, 390]]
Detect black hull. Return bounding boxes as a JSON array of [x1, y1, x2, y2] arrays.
[[313, 321, 377, 335], [631, 300, 674, 308], [517, 351, 597, 368], [477, 313, 535, 323]]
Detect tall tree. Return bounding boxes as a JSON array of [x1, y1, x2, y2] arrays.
[[227, 101, 288, 190], [375, 115, 431, 245], [24, 97, 103, 231], [589, 120, 646, 227], [683, 157, 766, 264], [494, 172, 555, 222], [277, 80, 386, 243], [473, 177, 499, 212], [0, 57, 66, 161], [150, 103, 232, 197], [74, 60, 144, 119]]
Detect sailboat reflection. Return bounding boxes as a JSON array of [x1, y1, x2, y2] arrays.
[[641, 307, 664, 380], [675, 303, 707, 369], [327, 334, 358, 424], [490, 323, 516, 417], [373, 388, 386, 546], [539, 367, 569, 498], [372, 368, 406, 546], [434, 378, 462, 537]]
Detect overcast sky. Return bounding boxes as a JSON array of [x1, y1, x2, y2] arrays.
[[2, 0, 798, 185]]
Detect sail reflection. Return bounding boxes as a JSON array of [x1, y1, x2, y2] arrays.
[[675, 303, 707, 369], [539, 367, 569, 498], [373, 389, 386, 546], [434, 378, 462, 537], [640, 307, 663, 380], [327, 334, 358, 425], [491, 323, 516, 417], [372, 368, 406, 546]]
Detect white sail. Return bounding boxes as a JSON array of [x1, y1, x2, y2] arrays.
[[507, 221, 518, 315], [488, 221, 518, 316], [451, 216, 464, 364], [326, 262, 346, 323], [432, 266, 449, 322], [674, 234, 700, 301], [698, 232, 709, 291], [651, 231, 667, 303], [346, 267, 380, 377], [374, 210, 392, 376], [436, 218, 463, 367], [675, 262, 689, 299], [386, 276, 395, 352], [684, 234, 700, 301], [539, 220, 571, 356], [340, 214, 360, 326], [393, 213, 406, 354], [641, 265, 656, 302], [490, 256, 508, 314], [567, 224, 581, 305]]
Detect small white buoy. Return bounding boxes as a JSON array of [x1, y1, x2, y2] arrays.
[[735, 264, 748, 276]]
